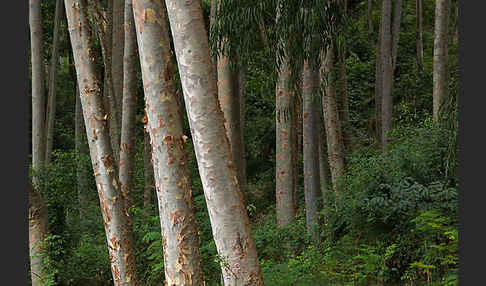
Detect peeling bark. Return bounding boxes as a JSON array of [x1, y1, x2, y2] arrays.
[[29, 182, 49, 286], [302, 60, 321, 244], [45, 0, 64, 163], [163, 0, 264, 283], [433, 0, 451, 122], [320, 44, 345, 192], [65, 1, 139, 284], [132, 1, 204, 284]]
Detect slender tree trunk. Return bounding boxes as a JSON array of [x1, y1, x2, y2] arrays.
[[259, 19, 269, 48], [210, 0, 218, 84], [380, 0, 393, 151], [65, 1, 139, 284], [119, 0, 139, 218], [132, 1, 204, 284], [320, 44, 345, 192], [75, 84, 89, 220], [143, 131, 154, 209], [29, 1, 48, 284], [112, 0, 124, 131], [45, 0, 64, 163], [433, 0, 451, 122], [375, 18, 383, 145], [368, 0, 374, 36], [317, 107, 330, 193], [339, 41, 351, 153], [238, 64, 248, 197], [416, 0, 424, 72], [302, 60, 321, 244], [391, 0, 402, 72], [163, 0, 265, 283]]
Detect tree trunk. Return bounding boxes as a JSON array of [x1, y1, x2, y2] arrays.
[[210, 0, 218, 84], [368, 0, 373, 36], [65, 1, 139, 284], [143, 131, 154, 210], [416, 0, 424, 72], [375, 17, 383, 145], [433, 0, 451, 122], [45, 0, 64, 163], [339, 42, 351, 153], [380, 0, 393, 151], [302, 60, 321, 244], [163, 0, 265, 283], [75, 84, 89, 221], [391, 0, 402, 72], [238, 64, 248, 198], [320, 43, 345, 192], [132, 1, 204, 284], [317, 106, 330, 193], [112, 0, 124, 131], [119, 0, 139, 218], [29, 1, 49, 284]]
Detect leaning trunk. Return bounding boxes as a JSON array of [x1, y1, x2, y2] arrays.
[[163, 0, 265, 283], [302, 60, 321, 244], [380, 0, 393, 151], [45, 0, 64, 163], [320, 43, 346, 192], [433, 0, 450, 122], [132, 1, 204, 284], [65, 1, 139, 284]]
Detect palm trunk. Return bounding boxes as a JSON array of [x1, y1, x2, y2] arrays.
[[132, 1, 204, 284], [320, 44, 345, 192], [45, 0, 64, 163], [391, 0, 402, 72], [302, 60, 321, 244], [380, 0, 393, 151], [433, 0, 451, 122], [163, 0, 265, 283], [416, 0, 424, 72], [29, 1, 48, 284], [65, 1, 139, 284], [143, 131, 154, 210]]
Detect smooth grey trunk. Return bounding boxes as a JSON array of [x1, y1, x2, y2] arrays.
[[210, 0, 218, 84], [163, 0, 265, 283], [132, 1, 204, 284], [433, 0, 451, 122], [143, 131, 154, 209], [119, 0, 139, 217], [302, 60, 321, 245], [380, 0, 393, 151], [391, 0, 402, 72], [45, 0, 64, 163], [65, 1, 139, 284], [320, 44, 346, 192], [112, 0, 124, 130], [368, 0, 373, 36], [416, 0, 424, 72], [29, 1, 48, 284]]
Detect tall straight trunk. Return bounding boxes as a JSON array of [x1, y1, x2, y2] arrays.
[[391, 0, 402, 72], [119, 0, 138, 216], [163, 0, 265, 284], [380, 0, 393, 151], [416, 0, 424, 72], [433, 0, 451, 122], [375, 19, 383, 145], [112, 0, 124, 130], [317, 106, 330, 192], [45, 0, 64, 163], [339, 36, 351, 153], [320, 44, 345, 192], [132, 1, 204, 284], [143, 131, 154, 209], [75, 86, 89, 220], [65, 1, 139, 284], [275, 56, 296, 226], [302, 60, 321, 244], [368, 0, 373, 36], [210, 0, 218, 84], [238, 64, 248, 196], [29, 1, 48, 284], [293, 80, 300, 214]]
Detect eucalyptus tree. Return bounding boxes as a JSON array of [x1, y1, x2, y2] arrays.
[[163, 0, 265, 283], [379, 0, 393, 151], [132, 0, 204, 284], [64, 0, 139, 284]]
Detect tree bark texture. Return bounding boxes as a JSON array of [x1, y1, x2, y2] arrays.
[[339, 42, 351, 153], [75, 85, 90, 221], [132, 1, 204, 284], [112, 0, 124, 130], [65, 1, 139, 284], [380, 0, 393, 151], [45, 0, 64, 163], [416, 0, 424, 72], [163, 0, 265, 284], [302, 60, 321, 244], [119, 0, 139, 217], [433, 0, 450, 122], [317, 107, 330, 193], [391, 0, 402, 72], [29, 1, 49, 284], [143, 131, 154, 209], [320, 44, 346, 192]]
